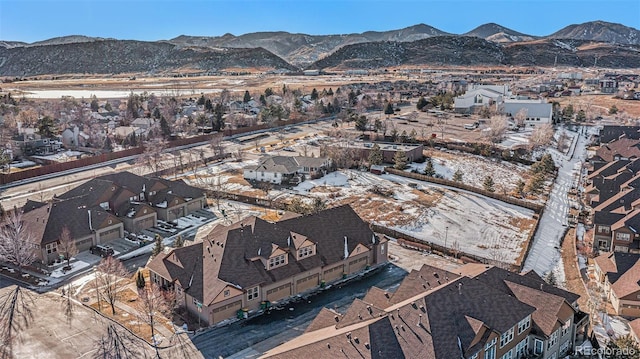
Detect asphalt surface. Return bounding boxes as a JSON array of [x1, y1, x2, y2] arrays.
[[522, 127, 589, 276], [191, 264, 408, 359]]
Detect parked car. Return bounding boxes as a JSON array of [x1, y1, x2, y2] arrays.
[[464, 123, 478, 130], [283, 147, 295, 152], [90, 245, 114, 257]]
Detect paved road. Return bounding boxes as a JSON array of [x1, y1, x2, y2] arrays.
[[191, 264, 408, 359], [523, 128, 589, 276]]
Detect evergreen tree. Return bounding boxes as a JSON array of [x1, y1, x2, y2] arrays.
[[423, 158, 436, 177], [452, 168, 463, 182], [197, 95, 206, 106], [544, 271, 557, 286], [327, 88, 334, 96], [104, 102, 112, 112], [310, 88, 319, 100], [151, 234, 164, 256], [483, 176, 495, 192], [562, 104, 574, 121], [355, 115, 369, 133], [393, 150, 407, 170], [243, 90, 251, 103], [160, 116, 171, 138], [174, 235, 184, 248], [416, 97, 428, 111], [408, 129, 417, 143], [368, 144, 383, 165], [526, 173, 545, 194], [540, 153, 556, 173], [152, 107, 161, 120], [213, 103, 225, 131], [37, 116, 58, 138], [264, 88, 274, 97], [609, 105, 619, 115], [103, 136, 113, 152], [384, 103, 394, 115], [136, 271, 146, 290], [205, 98, 213, 112], [576, 109, 586, 122], [259, 94, 267, 106], [130, 132, 137, 147], [90, 97, 100, 112], [282, 84, 287, 95]]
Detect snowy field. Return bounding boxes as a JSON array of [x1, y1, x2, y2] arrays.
[[184, 162, 536, 265]]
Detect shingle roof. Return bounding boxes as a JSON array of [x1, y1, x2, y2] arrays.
[[304, 308, 342, 333], [505, 281, 568, 336], [600, 126, 640, 144], [595, 138, 640, 163], [248, 156, 300, 174], [263, 265, 581, 359]]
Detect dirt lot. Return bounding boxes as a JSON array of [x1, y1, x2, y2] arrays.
[[556, 94, 640, 119]]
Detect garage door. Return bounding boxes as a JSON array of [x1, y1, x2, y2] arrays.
[[186, 200, 202, 213], [348, 256, 368, 274], [296, 274, 319, 294], [266, 283, 291, 302], [211, 300, 242, 324], [76, 237, 93, 252], [323, 265, 343, 282], [98, 227, 121, 241], [135, 217, 155, 231]]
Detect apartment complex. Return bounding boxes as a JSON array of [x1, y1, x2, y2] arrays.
[[147, 205, 388, 326], [261, 264, 588, 359]]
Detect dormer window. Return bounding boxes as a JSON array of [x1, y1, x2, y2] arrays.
[[298, 246, 313, 259], [140, 193, 145, 201], [100, 202, 109, 210], [269, 254, 286, 269]]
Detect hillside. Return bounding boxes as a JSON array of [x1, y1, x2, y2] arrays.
[[549, 21, 640, 44], [308, 36, 506, 69], [0, 40, 298, 77], [168, 24, 449, 66], [309, 37, 640, 69], [463, 23, 537, 43]]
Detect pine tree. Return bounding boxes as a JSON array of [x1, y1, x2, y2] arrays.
[[103, 136, 113, 152], [368, 144, 383, 166], [151, 235, 164, 256], [483, 176, 495, 192], [544, 271, 557, 286], [540, 154, 556, 173], [243, 90, 251, 103], [452, 168, 463, 182], [423, 158, 436, 177], [259, 94, 267, 106], [174, 235, 184, 248], [136, 270, 146, 290], [160, 116, 171, 138], [526, 173, 545, 194], [310, 88, 319, 100], [416, 97, 428, 111], [384, 103, 394, 115], [393, 150, 407, 170]]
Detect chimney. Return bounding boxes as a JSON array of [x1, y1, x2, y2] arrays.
[[344, 236, 349, 259], [371, 234, 376, 244], [458, 283, 463, 295], [417, 314, 422, 327], [287, 236, 291, 247], [88, 210, 93, 231]]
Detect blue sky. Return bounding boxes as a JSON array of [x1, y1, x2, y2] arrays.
[[1, 0, 639, 42]]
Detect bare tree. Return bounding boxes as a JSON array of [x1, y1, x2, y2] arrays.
[[61, 283, 75, 324], [209, 133, 225, 158], [57, 226, 78, 271], [0, 286, 36, 359], [232, 148, 245, 162], [136, 284, 171, 358], [137, 137, 167, 176], [529, 123, 555, 149], [93, 323, 147, 359], [513, 108, 528, 127], [484, 116, 508, 143], [0, 212, 37, 275], [94, 257, 129, 315]]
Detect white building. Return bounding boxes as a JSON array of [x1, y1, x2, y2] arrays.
[[503, 99, 553, 126], [243, 156, 331, 185], [453, 88, 505, 114]]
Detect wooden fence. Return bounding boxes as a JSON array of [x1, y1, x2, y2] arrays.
[[384, 168, 545, 213]]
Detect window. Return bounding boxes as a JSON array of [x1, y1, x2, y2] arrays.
[[517, 315, 531, 334], [298, 246, 313, 259], [515, 337, 528, 357], [560, 340, 570, 354], [269, 254, 286, 269], [500, 350, 512, 359], [261, 172, 265, 177], [46, 242, 57, 254], [561, 319, 571, 336], [381, 244, 385, 254], [500, 327, 514, 347], [598, 225, 610, 234], [247, 287, 259, 301], [548, 328, 558, 349], [140, 193, 145, 200], [534, 339, 543, 354], [485, 338, 497, 359], [224, 289, 230, 297], [617, 233, 631, 241]]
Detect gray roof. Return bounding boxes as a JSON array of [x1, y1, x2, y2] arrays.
[[504, 100, 553, 119], [248, 156, 300, 174]]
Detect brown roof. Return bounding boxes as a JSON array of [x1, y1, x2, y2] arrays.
[[389, 264, 460, 305], [611, 259, 640, 298], [304, 308, 342, 333], [335, 299, 385, 329], [595, 138, 640, 163], [361, 287, 392, 309], [505, 281, 568, 336], [630, 318, 640, 342], [594, 252, 617, 274]]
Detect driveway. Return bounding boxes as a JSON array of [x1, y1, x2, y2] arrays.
[[523, 127, 589, 276]]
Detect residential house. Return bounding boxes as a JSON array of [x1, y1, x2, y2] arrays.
[[21, 171, 206, 263], [453, 88, 505, 114], [600, 79, 618, 94], [147, 205, 388, 326], [598, 126, 640, 144], [261, 264, 588, 359], [243, 156, 331, 185], [594, 252, 640, 317]]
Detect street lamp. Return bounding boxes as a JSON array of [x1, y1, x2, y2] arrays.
[[445, 226, 449, 252]]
